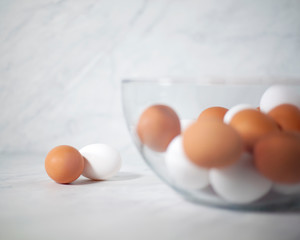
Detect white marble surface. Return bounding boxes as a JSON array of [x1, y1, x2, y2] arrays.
[[1, 1, 300, 239], [0, 0, 300, 153], [1, 153, 300, 240]]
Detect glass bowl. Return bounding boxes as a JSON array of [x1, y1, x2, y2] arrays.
[[121, 78, 300, 211]]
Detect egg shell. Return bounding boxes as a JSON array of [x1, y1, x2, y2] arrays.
[[197, 106, 228, 122], [260, 85, 300, 113], [273, 183, 300, 195], [268, 104, 300, 132], [180, 119, 195, 132], [229, 109, 280, 151], [223, 104, 254, 124], [183, 120, 243, 168], [210, 153, 272, 204], [165, 136, 209, 190], [80, 144, 121, 180], [254, 132, 300, 184], [45, 145, 84, 184], [137, 104, 181, 152]]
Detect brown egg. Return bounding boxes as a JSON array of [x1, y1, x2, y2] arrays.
[[268, 104, 300, 132], [182, 120, 243, 168], [45, 145, 85, 184], [137, 104, 181, 152], [197, 106, 228, 121], [229, 109, 280, 151], [254, 132, 300, 184]]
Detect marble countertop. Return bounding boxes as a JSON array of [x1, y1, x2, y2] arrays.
[[1, 152, 300, 240]]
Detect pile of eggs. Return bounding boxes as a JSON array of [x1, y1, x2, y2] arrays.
[[136, 85, 300, 204], [45, 144, 122, 184]]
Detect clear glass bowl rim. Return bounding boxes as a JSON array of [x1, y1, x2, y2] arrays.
[[122, 77, 300, 86]]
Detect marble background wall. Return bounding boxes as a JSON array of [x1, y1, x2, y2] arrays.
[[1, 0, 300, 153]]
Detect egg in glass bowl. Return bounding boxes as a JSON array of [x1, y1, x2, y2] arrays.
[[121, 78, 300, 211]]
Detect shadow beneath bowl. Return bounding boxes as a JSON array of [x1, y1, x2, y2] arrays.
[[184, 190, 300, 214]]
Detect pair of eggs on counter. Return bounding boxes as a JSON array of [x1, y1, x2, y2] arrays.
[[137, 85, 300, 204], [45, 144, 122, 184]]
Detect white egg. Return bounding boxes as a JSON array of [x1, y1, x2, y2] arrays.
[[273, 183, 300, 195], [165, 136, 209, 190], [260, 85, 300, 113], [223, 104, 254, 124], [210, 153, 272, 204], [180, 119, 195, 132], [80, 144, 122, 180]]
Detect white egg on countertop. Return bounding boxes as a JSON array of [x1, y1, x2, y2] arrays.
[[273, 183, 300, 195], [79, 144, 122, 180], [223, 104, 254, 124], [260, 85, 300, 113], [165, 136, 209, 190], [210, 153, 272, 204], [180, 119, 195, 132]]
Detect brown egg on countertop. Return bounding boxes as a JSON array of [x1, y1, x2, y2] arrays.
[[254, 132, 300, 184], [229, 109, 280, 151], [45, 145, 85, 184], [137, 104, 181, 152], [268, 104, 300, 132], [197, 106, 228, 122], [183, 119, 243, 168]]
